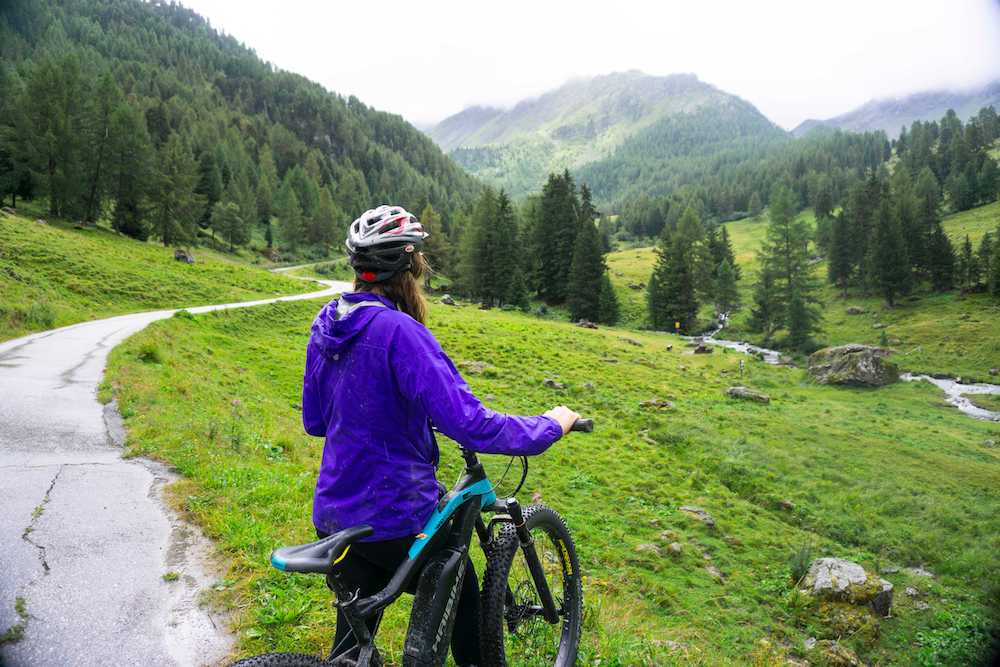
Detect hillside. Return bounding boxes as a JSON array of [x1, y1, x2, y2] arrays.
[[0, 0, 480, 254], [0, 209, 306, 341], [793, 80, 1000, 138], [427, 71, 788, 201], [606, 201, 1000, 379], [104, 293, 1000, 665]]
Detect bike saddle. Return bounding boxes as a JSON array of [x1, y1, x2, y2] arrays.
[[270, 525, 373, 574]]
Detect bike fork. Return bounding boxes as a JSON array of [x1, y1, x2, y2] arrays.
[[506, 499, 560, 624]]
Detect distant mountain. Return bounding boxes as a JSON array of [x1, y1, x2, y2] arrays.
[[427, 71, 787, 201], [793, 81, 1000, 138]]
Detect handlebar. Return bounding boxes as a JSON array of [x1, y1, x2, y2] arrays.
[[570, 418, 594, 433]]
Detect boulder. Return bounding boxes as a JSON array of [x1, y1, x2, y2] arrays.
[[809, 640, 864, 667], [36, 218, 47, 225], [640, 398, 674, 410], [726, 386, 770, 404], [678, 506, 716, 528], [622, 337, 643, 347], [904, 566, 934, 578], [808, 344, 899, 387], [693, 343, 713, 354], [440, 294, 456, 305], [575, 319, 598, 329], [635, 543, 662, 557], [458, 360, 492, 375], [990, 368, 998, 377], [1, 206, 15, 216], [802, 557, 892, 617], [173, 248, 195, 264], [541, 378, 565, 390], [666, 542, 683, 556], [846, 306, 866, 315], [535, 305, 548, 316]]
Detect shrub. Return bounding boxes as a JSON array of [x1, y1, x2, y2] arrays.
[[788, 544, 813, 583]]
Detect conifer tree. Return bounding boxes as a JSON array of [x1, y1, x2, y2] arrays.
[[757, 185, 821, 338], [536, 172, 579, 303], [150, 134, 203, 246], [927, 222, 956, 291], [597, 272, 620, 325], [210, 200, 246, 252], [505, 270, 531, 312], [873, 200, 912, 306], [196, 150, 223, 228], [714, 259, 741, 316], [80, 73, 122, 222], [977, 231, 993, 289], [274, 179, 304, 251], [956, 234, 979, 291], [786, 287, 820, 350], [420, 203, 453, 281], [256, 145, 278, 226], [567, 216, 605, 322], [107, 104, 153, 240], [827, 212, 852, 295], [647, 221, 698, 333], [311, 187, 341, 253], [989, 228, 1000, 297], [747, 269, 781, 340]]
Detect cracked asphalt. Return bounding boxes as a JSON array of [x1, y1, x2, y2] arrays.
[[0, 278, 349, 666]]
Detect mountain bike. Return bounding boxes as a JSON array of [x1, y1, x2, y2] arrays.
[[232, 418, 593, 667]]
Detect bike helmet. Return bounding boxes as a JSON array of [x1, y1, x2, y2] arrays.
[[345, 205, 427, 282]]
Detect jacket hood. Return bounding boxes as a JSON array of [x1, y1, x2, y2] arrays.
[[309, 292, 397, 355]]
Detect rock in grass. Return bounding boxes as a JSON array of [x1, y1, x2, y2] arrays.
[[726, 386, 770, 403], [635, 543, 662, 557], [989, 367, 998, 376], [678, 506, 716, 528], [458, 360, 491, 375], [640, 398, 674, 410], [575, 319, 598, 329], [693, 343, 713, 354], [173, 248, 195, 264], [808, 344, 899, 387], [542, 378, 565, 390], [666, 542, 683, 556], [808, 640, 864, 666], [622, 337, 643, 346], [904, 566, 934, 578], [802, 558, 893, 617], [440, 294, 456, 305], [846, 306, 866, 315]]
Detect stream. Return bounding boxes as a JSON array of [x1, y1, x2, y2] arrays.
[[690, 315, 1000, 422]]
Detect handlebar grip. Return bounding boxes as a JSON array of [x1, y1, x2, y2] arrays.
[[570, 418, 594, 433]]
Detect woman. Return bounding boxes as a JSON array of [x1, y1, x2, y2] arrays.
[[301, 205, 579, 665]]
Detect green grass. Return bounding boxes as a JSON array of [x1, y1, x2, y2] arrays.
[[104, 299, 1000, 665], [0, 210, 308, 341], [965, 393, 1000, 412], [607, 203, 1000, 378]]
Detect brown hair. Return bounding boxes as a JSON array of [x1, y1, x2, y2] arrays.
[[356, 252, 430, 324]]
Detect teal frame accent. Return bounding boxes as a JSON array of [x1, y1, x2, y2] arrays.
[[407, 478, 497, 559], [271, 554, 287, 571]]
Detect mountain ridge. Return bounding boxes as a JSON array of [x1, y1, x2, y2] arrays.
[[793, 80, 1000, 138], [427, 70, 785, 199]]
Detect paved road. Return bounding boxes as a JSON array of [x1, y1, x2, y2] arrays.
[[0, 279, 350, 666]]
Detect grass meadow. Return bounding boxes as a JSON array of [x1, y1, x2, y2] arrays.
[[104, 299, 1000, 665]]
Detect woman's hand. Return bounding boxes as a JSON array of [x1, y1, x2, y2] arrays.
[[544, 405, 581, 436]]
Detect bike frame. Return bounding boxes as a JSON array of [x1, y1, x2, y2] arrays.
[[327, 447, 560, 665]]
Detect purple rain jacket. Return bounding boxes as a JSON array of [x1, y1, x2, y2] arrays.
[[302, 292, 563, 541]]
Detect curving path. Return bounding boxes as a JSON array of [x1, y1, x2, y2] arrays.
[[0, 277, 350, 667]]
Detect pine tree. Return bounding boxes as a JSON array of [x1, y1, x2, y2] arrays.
[[786, 287, 820, 350], [597, 272, 620, 325], [873, 199, 912, 306], [977, 231, 994, 289], [747, 269, 781, 340], [505, 269, 531, 312], [107, 104, 153, 240], [827, 212, 852, 295], [420, 203, 453, 281], [956, 234, 979, 291], [210, 200, 246, 252], [714, 259, 741, 316], [196, 150, 223, 228], [150, 134, 203, 246], [274, 179, 305, 251], [80, 73, 122, 222], [310, 187, 341, 253], [536, 172, 579, 303], [927, 222, 956, 291], [989, 227, 1000, 297], [567, 215, 605, 322], [647, 223, 698, 333], [757, 185, 822, 338]]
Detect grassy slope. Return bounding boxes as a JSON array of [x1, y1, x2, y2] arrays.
[[104, 300, 1000, 665], [607, 202, 1000, 379], [0, 211, 307, 341]]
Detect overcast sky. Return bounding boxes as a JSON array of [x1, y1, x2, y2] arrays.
[[180, 0, 1000, 130]]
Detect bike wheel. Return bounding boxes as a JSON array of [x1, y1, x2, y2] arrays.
[[480, 505, 583, 667], [401, 549, 467, 667], [228, 653, 330, 667]]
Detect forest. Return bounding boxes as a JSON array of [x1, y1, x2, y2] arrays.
[[0, 0, 479, 259]]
